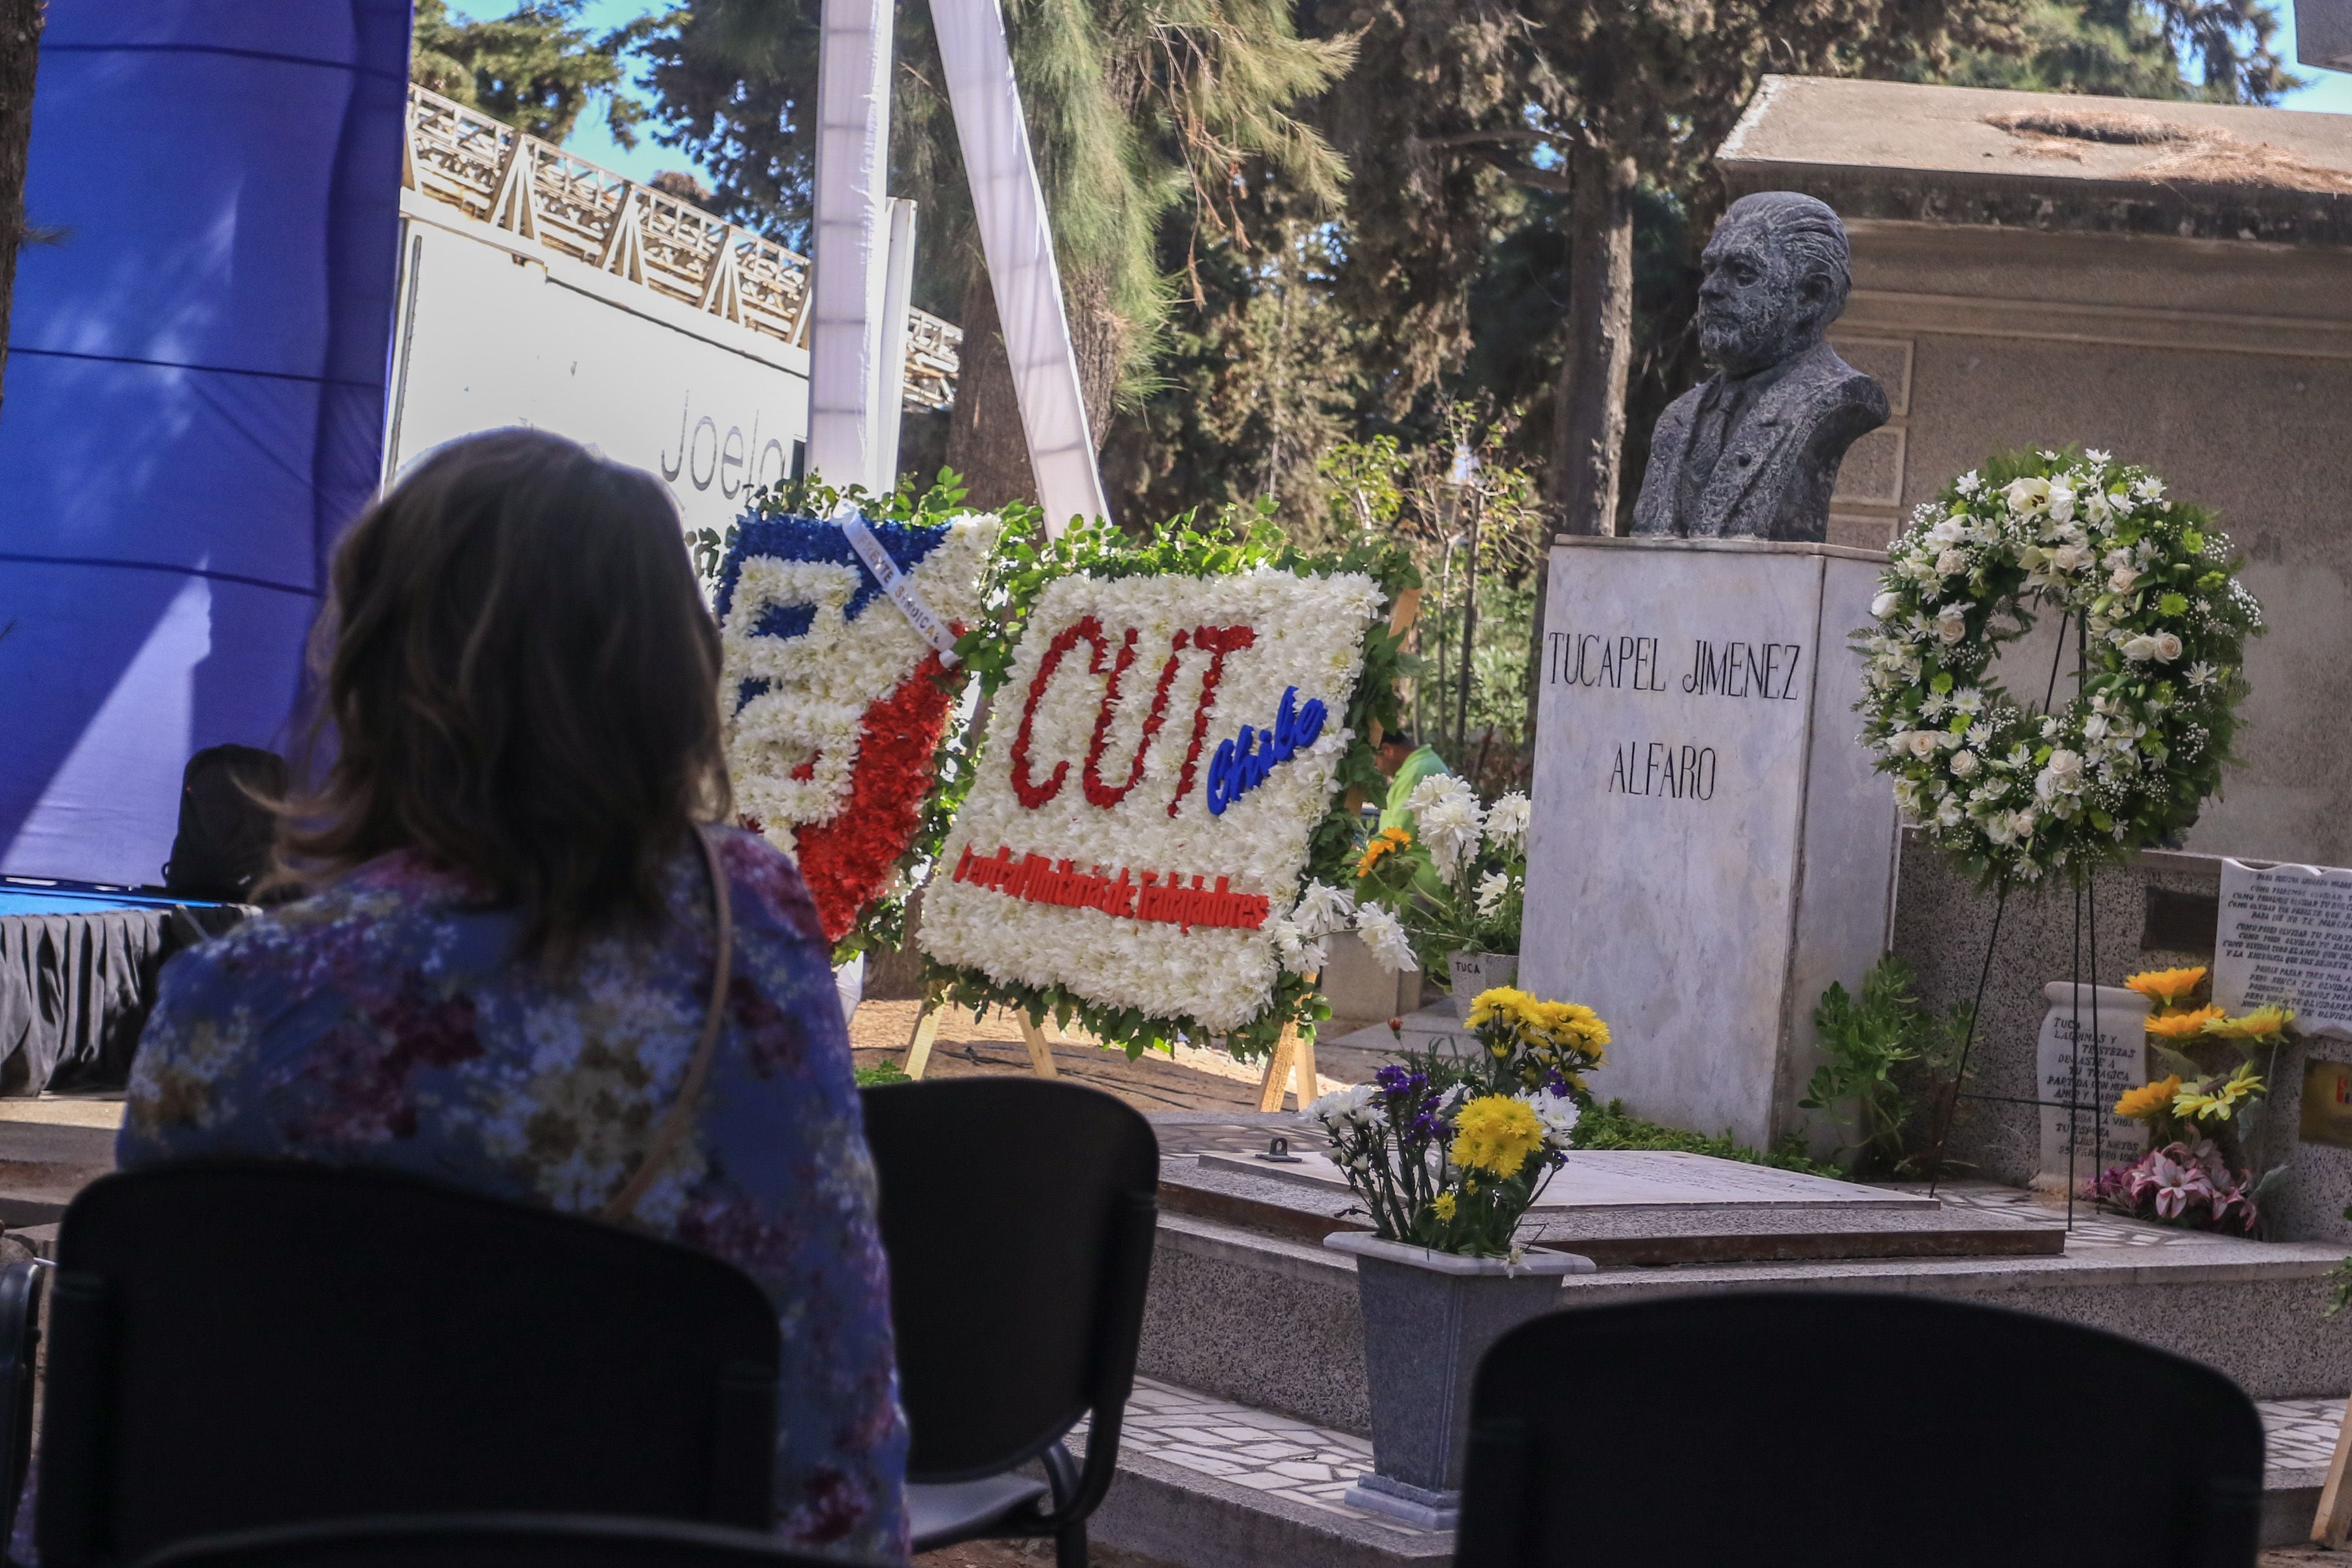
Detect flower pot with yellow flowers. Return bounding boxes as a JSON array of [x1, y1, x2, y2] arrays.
[[2086, 965, 2293, 1235], [1307, 986, 1608, 1529]]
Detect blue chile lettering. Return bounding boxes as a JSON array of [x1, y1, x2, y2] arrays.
[[1205, 687, 1327, 816]]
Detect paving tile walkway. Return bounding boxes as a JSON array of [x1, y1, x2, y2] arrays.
[[1079, 1375, 2342, 1538]]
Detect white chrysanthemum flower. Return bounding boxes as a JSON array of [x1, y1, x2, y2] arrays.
[[1522, 1089, 1581, 1146], [1310, 1083, 1382, 1128], [1409, 777, 1484, 877], [1474, 871, 1514, 919], [1483, 792, 1531, 850], [1355, 904, 1420, 973], [1292, 879, 1356, 936]]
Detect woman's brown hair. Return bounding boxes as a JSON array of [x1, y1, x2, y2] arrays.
[[280, 429, 730, 958]]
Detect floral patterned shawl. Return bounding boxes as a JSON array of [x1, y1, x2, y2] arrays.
[[116, 828, 908, 1563]]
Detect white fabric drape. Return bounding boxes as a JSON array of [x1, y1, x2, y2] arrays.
[[807, 0, 896, 493], [931, 0, 1111, 532]]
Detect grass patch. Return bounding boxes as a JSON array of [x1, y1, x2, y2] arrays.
[[1571, 1099, 1842, 1179], [853, 1061, 912, 1088]]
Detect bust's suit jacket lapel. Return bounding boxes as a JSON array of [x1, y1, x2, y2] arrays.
[[1691, 346, 1827, 536]]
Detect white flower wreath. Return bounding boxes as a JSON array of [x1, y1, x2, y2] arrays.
[[1855, 449, 2261, 885]]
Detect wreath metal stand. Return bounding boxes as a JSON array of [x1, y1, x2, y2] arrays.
[[1924, 610, 2108, 1227]]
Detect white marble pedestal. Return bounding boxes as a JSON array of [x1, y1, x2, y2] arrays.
[[1520, 537, 1897, 1154]]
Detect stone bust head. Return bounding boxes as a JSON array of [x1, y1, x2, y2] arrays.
[[1629, 190, 1886, 544], [1696, 191, 1853, 377]]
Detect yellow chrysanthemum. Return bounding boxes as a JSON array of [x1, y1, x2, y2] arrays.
[[1467, 987, 1538, 1029], [2125, 966, 2208, 1006], [2113, 1075, 2182, 1121], [1431, 1192, 1458, 1221], [2205, 1004, 2295, 1040], [1449, 1094, 1546, 1180], [2146, 1005, 2224, 1039], [2174, 1063, 2266, 1122], [1535, 1000, 1610, 1053]]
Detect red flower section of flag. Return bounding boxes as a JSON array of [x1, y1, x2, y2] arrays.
[[789, 650, 960, 945]]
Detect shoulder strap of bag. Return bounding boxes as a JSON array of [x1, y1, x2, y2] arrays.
[[600, 825, 734, 1224]]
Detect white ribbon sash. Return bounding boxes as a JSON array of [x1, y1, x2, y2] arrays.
[[838, 510, 963, 668]]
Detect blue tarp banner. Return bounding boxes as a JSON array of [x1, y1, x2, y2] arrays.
[[0, 1, 409, 884]]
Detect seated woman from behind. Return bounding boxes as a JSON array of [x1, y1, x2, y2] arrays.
[[121, 429, 906, 1562]]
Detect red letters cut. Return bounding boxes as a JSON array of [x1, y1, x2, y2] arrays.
[[1083, 629, 1188, 809], [1168, 625, 1256, 817], [1009, 615, 1106, 809]]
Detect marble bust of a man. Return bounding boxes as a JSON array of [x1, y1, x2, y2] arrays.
[[1630, 191, 1887, 544]]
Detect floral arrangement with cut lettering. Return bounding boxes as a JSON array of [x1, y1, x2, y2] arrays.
[[1309, 987, 1605, 1258], [1855, 449, 2260, 885], [918, 511, 1419, 1058], [2088, 964, 2293, 1234], [708, 472, 1017, 955], [1347, 776, 1531, 975]]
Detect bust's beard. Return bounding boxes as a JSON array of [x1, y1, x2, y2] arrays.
[[1699, 312, 1810, 378]]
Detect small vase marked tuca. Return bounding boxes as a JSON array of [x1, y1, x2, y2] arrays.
[[1446, 950, 1516, 1019]]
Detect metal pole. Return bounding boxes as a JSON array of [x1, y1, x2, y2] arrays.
[[1456, 495, 1480, 762]]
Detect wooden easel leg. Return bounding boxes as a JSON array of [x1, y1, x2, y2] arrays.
[[903, 1004, 942, 1080], [1020, 1019, 1058, 1078], [2312, 1389, 2352, 1546], [1293, 1030, 1319, 1110], [1257, 1024, 1302, 1113]]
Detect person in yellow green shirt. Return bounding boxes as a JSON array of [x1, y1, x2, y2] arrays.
[[1377, 731, 1448, 833]]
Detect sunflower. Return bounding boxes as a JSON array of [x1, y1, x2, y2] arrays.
[[2125, 966, 2208, 1006], [2113, 1075, 2183, 1121], [1449, 1094, 1546, 1180], [2146, 1005, 2224, 1039], [2174, 1062, 2266, 1122], [1354, 827, 1413, 878], [2205, 1004, 2295, 1040]]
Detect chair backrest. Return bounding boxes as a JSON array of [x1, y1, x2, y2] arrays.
[[125, 1512, 863, 1568], [1456, 1292, 2264, 1568], [40, 1164, 782, 1568], [859, 1079, 1158, 1482]]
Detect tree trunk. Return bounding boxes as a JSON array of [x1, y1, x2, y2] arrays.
[[1550, 143, 1635, 537], [1527, 142, 1635, 745], [942, 263, 1124, 517], [0, 0, 44, 419]]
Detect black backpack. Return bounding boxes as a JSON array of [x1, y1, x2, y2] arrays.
[[161, 745, 287, 903]]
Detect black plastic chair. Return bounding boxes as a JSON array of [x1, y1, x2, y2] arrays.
[[35, 1163, 783, 1568], [0, 1250, 50, 1517], [1456, 1292, 2264, 1568], [124, 1512, 871, 1568], [860, 1078, 1158, 1568]]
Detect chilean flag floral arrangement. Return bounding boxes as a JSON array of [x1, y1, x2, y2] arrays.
[[706, 472, 1026, 957], [917, 510, 1420, 1062]]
